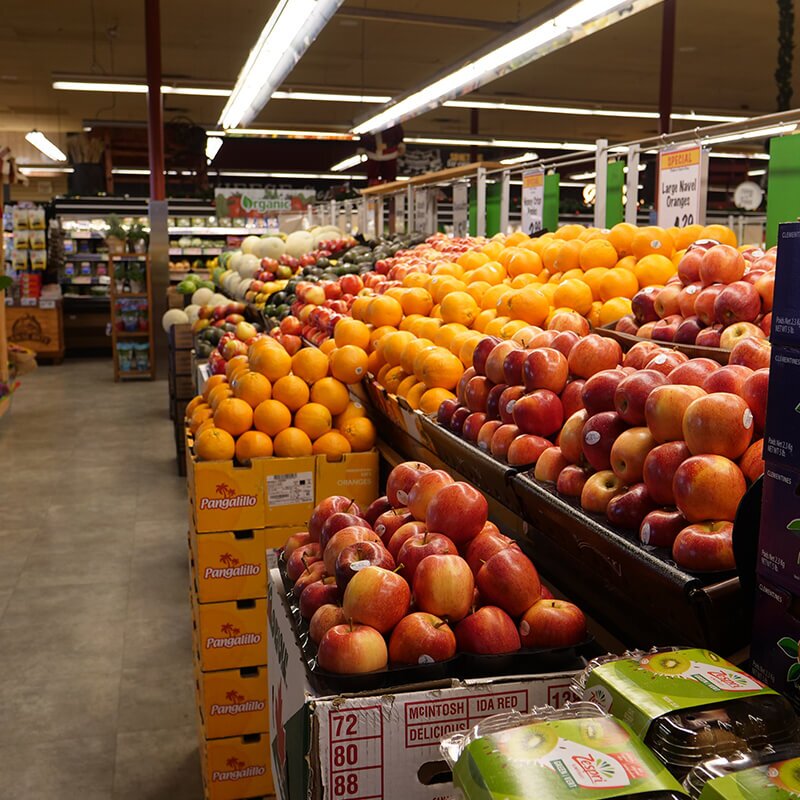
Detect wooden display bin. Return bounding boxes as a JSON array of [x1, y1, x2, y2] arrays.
[[5, 300, 64, 362]]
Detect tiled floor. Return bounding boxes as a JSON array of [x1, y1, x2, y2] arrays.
[[0, 359, 203, 799]]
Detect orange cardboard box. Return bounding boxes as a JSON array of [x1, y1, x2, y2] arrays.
[[198, 724, 274, 800], [316, 450, 379, 511], [196, 663, 269, 740]]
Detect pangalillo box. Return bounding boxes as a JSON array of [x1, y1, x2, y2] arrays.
[[771, 221, 800, 348], [195, 661, 269, 740], [267, 568, 579, 800], [763, 345, 800, 469], [757, 461, 800, 594]]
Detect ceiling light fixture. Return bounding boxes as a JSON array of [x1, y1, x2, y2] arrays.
[[214, 128, 357, 141], [205, 137, 224, 164], [352, 0, 663, 134], [703, 122, 797, 146], [747, 168, 767, 176], [18, 165, 74, 174], [214, 170, 367, 180], [219, 0, 344, 129], [273, 90, 390, 103], [707, 151, 770, 160], [331, 153, 367, 172], [500, 152, 539, 165], [25, 130, 67, 161]]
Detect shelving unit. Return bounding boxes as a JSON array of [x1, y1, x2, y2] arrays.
[[108, 255, 154, 382]]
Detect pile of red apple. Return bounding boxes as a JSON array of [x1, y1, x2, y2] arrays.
[[436, 330, 769, 573], [617, 242, 774, 349], [281, 461, 587, 675]]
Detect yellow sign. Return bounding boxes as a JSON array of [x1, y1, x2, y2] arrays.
[[660, 146, 701, 171]]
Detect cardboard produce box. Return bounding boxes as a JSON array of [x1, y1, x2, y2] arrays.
[[763, 345, 800, 469], [195, 661, 269, 740], [191, 524, 303, 603], [267, 568, 578, 800], [757, 461, 800, 593]]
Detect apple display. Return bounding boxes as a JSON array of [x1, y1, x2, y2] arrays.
[[702, 364, 753, 396], [413, 554, 475, 621], [283, 531, 311, 559], [561, 379, 586, 418], [335, 541, 395, 591], [695, 325, 723, 347], [609, 427, 657, 484], [582, 411, 628, 471], [407, 470, 454, 520], [386, 521, 427, 559], [364, 496, 393, 527], [426, 482, 489, 545], [654, 285, 682, 319], [319, 512, 371, 553], [673, 521, 735, 571], [502, 348, 529, 386], [682, 392, 753, 459], [678, 249, 704, 285], [519, 599, 587, 648], [477, 420, 504, 452], [456, 606, 521, 654], [512, 390, 564, 438], [396, 532, 458, 582], [293, 561, 328, 596], [614, 370, 668, 425], [476, 546, 541, 616], [644, 384, 706, 443], [465, 376, 493, 412], [755, 271, 774, 312], [472, 336, 502, 376], [465, 529, 513, 576], [535, 447, 569, 483], [666, 359, 718, 388], [498, 386, 526, 423], [639, 509, 687, 548], [523, 348, 569, 394], [323, 527, 383, 574], [623, 341, 662, 370], [437, 398, 460, 429], [309, 604, 347, 644], [673, 317, 704, 345], [632, 287, 661, 324], [643, 350, 689, 377], [672, 455, 747, 522], [485, 383, 509, 420], [462, 412, 488, 443], [739, 439, 765, 482], [742, 368, 769, 434], [309, 496, 360, 542], [373, 509, 414, 547], [677, 283, 703, 317], [606, 483, 657, 530], [490, 424, 522, 460], [449, 407, 471, 435], [642, 441, 691, 505], [615, 315, 640, 335], [317, 623, 388, 674], [286, 543, 322, 582], [694, 285, 725, 326], [550, 330, 581, 358], [558, 409, 589, 465], [580, 470, 625, 514], [485, 341, 523, 385], [342, 566, 411, 634], [651, 314, 683, 343], [388, 613, 457, 664]]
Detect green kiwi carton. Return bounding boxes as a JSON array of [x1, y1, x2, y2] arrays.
[[683, 749, 800, 799], [440, 701, 689, 799], [573, 649, 800, 779]]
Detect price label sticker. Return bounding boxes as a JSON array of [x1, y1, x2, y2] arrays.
[[39, 299, 55, 309], [21, 297, 37, 307], [266, 471, 314, 507]]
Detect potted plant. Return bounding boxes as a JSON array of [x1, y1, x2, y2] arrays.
[[106, 215, 127, 255], [126, 263, 145, 293], [127, 222, 149, 254]]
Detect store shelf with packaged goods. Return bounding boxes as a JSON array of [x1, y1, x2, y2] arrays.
[[109, 256, 154, 382]]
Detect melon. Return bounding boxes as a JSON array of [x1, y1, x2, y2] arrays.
[[184, 304, 201, 324], [236, 279, 253, 300], [162, 308, 189, 333], [285, 230, 314, 257], [210, 293, 228, 307], [238, 253, 261, 279], [228, 250, 243, 274], [260, 236, 286, 260], [191, 287, 214, 307], [241, 235, 261, 255]]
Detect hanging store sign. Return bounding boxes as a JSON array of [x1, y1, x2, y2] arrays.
[[452, 183, 468, 236], [215, 187, 316, 219], [657, 145, 709, 228], [521, 169, 545, 234]]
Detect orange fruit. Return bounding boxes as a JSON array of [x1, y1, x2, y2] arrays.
[[410, 317, 442, 341], [366, 295, 403, 327], [553, 279, 593, 316], [400, 338, 435, 375], [186, 394, 206, 417], [310, 377, 350, 415], [674, 223, 704, 250], [225, 355, 249, 380], [481, 284, 511, 311], [334, 401, 367, 428], [334, 318, 370, 350], [249, 344, 292, 382], [418, 387, 456, 415], [396, 374, 419, 397], [555, 224, 584, 241], [500, 319, 529, 339], [294, 402, 332, 441], [701, 224, 737, 247], [235, 430, 273, 463], [523, 235, 553, 256], [507, 287, 549, 326], [471, 308, 497, 333], [195, 419, 216, 437], [400, 287, 434, 316], [484, 316, 511, 336], [399, 314, 423, 332], [214, 397, 254, 437], [469, 262, 505, 286], [403, 272, 429, 289], [367, 349, 385, 376], [432, 261, 464, 279], [189, 404, 214, 434], [369, 325, 396, 351], [458, 250, 489, 270], [312, 430, 352, 457], [273, 427, 313, 457], [579, 239, 618, 271], [435, 323, 469, 351], [208, 383, 234, 411], [272, 374, 310, 412], [253, 399, 292, 437], [202, 375, 227, 402], [320, 339, 337, 356], [505, 231, 530, 247], [616, 255, 637, 272], [405, 382, 427, 410], [588, 300, 603, 328], [581, 267, 610, 300], [195, 427, 236, 461], [420, 349, 463, 390], [599, 297, 633, 327], [330, 345, 369, 384], [608, 222, 638, 257], [459, 334, 483, 367], [632, 228, 674, 260], [340, 417, 376, 452], [381, 331, 416, 367], [291, 347, 329, 384], [634, 254, 676, 287], [384, 365, 409, 393], [510, 273, 539, 289], [553, 240, 584, 272], [376, 363, 392, 386], [440, 291, 479, 326], [449, 329, 477, 357], [350, 296, 371, 321], [412, 345, 440, 381], [480, 240, 504, 260], [599, 267, 639, 301], [232, 371, 272, 409]]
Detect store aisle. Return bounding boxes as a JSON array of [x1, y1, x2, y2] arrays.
[[0, 360, 202, 799]]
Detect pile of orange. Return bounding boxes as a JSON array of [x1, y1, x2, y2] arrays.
[[186, 336, 375, 462]]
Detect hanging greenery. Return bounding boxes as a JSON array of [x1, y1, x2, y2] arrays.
[[776, 0, 794, 110]]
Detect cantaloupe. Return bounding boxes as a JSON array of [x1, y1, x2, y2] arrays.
[[238, 253, 261, 279], [285, 230, 314, 257], [162, 308, 189, 333], [228, 250, 243, 273], [184, 304, 201, 323], [259, 236, 286, 260], [241, 236, 261, 255], [191, 287, 214, 306]]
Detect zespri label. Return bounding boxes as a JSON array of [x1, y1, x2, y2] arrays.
[[699, 757, 800, 799]]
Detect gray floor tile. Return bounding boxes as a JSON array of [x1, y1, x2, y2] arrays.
[[123, 607, 194, 670], [0, 529, 38, 588], [0, 735, 115, 800], [17, 545, 132, 588], [113, 725, 203, 800], [118, 665, 196, 733], [0, 589, 12, 621]]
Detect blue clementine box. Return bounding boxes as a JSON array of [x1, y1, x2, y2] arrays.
[[763, 345, 800, 469], [758, 461, 800, 594], [771, 222, 800, 348]]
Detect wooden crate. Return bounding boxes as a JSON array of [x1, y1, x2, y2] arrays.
[[5, 301, 65, 361]]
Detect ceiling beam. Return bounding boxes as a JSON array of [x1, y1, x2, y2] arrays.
[[336, 8, 515, 32]]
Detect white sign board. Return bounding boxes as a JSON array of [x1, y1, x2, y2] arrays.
[[413, 188, 433, 234], [657, 145, 708, 228], [733, 181, 764, 211], [452, 183, 468, 236], [521, 169, 545, 234]]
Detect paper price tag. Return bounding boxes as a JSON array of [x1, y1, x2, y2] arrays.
[[657, 145, 708, 228], [266, 471, 314, 507], [39, 299, 55, 309], [521, 169, 545, 234], [20, 297, 37, 307]]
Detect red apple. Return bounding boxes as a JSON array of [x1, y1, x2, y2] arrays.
[[286, 543, 322, 582], [485, 341, 523, 385], [609, 427, 657, 484], [373, 509, 414, 547], [755, 271, 775, 312], [673, 455, 746, 522], [342, 566, 410, 633], [386, 521, 427, 559], [644, 350, 689, 377], [456, 606, 521, 654], [683, 392, 753, 459], [651, 314, 683, 343], [309, 604, 347, 644], [477, 420, 503, 452], [695, 285, 725, 326], [465, 376, 493, 412], [319, 512, 371, 553], [283, 531, 311, 559], [364, 496, 393, 527], [388, 612, 456, 664], [323, 527, 383, 574], [714, 281, 761, 325], [309, 496, 360, 542], [556, 464, 591, 497], [654, 285, 682, 319], [561, 378, 586, 418], [720, 323, 766, 351], [742, 369, 769, 434], [317, 623, 388, 674], [426, 483, 488, 546], [615, 315, 640, 335], [335, 541, 395, 591], [413, 554, 474, 621], [643, 441, 691, 505], [407, 470, 454, 521], [581, 369, 629, 416], [512, 390, 564, 438], [550, 330, 581, 358], [465, 529, 513, 577], [507, 434, 552, 467], [678, 283, 703, 317], [535, 447, 569, 483], [673, 521, 735, 571], [293, 561, 328, 595], [512, 326, 544, 347], [568, 335, 623, 379], [386, 461, 432, 507], [645, 384, 706, 443], [615, 370, 668, 425], [558, 409, 589, 465], [695, 325, 723, 347], [490, 424, 521, 460], [523, 348, 569, 394], [700, 244, 745, 286], [485, 383, 508, 421], [580, 470, 625, 514], [548, 311, 590, 336], [678, 249, 704, 285], [623, 341, 662, 370], [739, 439, 765, 482], [502, 348, 528, 386], [457, 368, 476, 405], [702, 364, 753, 396], [667, 359, 718, 388], [527, 329, 560, 349], [498, 386, 526, 423], [639, 509, 687, 548], [519, 599, 586, 648], [396, 532, 458, 582], [632, 286, 661, 324], [299, 576, 341, 619], [674, 317, 704, 345], [476, 546, 541, 616], [437, 398, 460, 428], [472, 336, 502, 376], [760, 313, 772, 337], [582, 411, 629, 471], [638, 321, 659, 338], [728, 335, 771, 370], [606, 483, 657, 530]]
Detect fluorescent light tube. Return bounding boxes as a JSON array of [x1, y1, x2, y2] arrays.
[[18, 165, 74, 174], [500, 152, 539, 165], [219, 0, 344, 129], [206, 137, 224, 164], [217, 128, 357, 141], [215, 170, 367, 180], [704, 123, 797, 146], [352, 0, 662, 134], [331, 154, 367, 172], [25, 130, 67, 161], [273, 90, 391, 103]]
